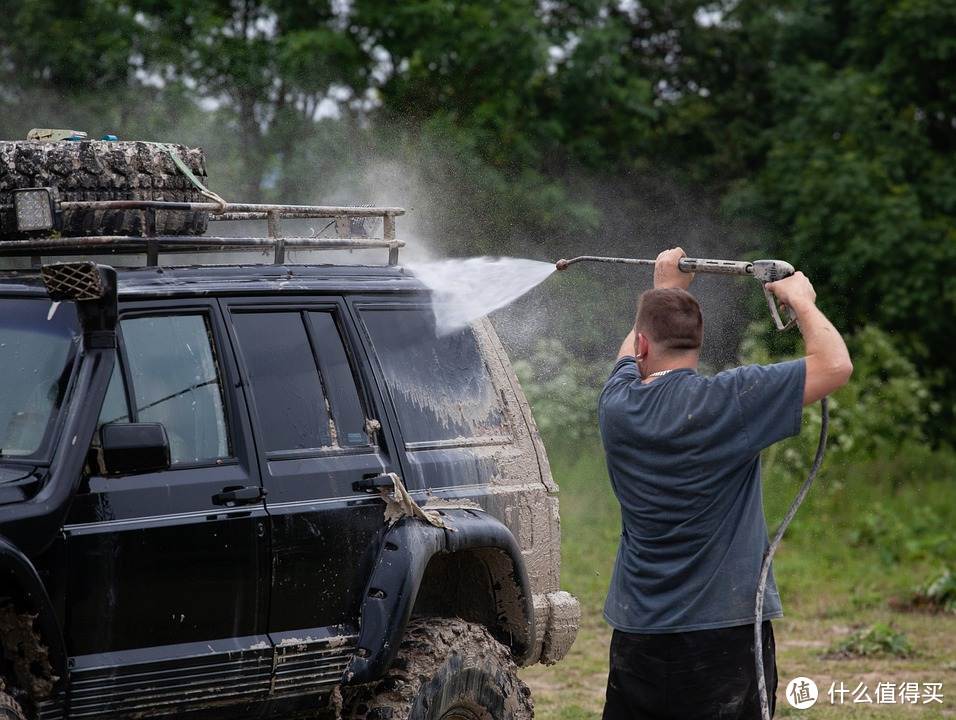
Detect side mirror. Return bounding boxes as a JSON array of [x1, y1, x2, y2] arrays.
[[101, 423, 171, 476]]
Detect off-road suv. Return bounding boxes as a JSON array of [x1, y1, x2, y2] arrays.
[[0, 139, 579, 720]]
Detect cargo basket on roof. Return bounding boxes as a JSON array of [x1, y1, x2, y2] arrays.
[[0, 193, 406, 267]]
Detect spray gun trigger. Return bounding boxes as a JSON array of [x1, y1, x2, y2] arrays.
[[763, 284, 797, 331]]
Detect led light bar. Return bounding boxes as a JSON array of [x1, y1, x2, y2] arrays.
[[13, 187, 58, 232]]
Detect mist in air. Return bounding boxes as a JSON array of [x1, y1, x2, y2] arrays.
[[0, 89, 753, 367]]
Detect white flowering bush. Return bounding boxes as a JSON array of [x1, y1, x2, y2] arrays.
[[512, 338, 609, 446]]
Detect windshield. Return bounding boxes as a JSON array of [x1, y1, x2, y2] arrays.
[[0, 298, 78, 461]]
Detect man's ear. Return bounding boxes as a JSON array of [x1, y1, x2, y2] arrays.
[[636, 332, 650, 360]]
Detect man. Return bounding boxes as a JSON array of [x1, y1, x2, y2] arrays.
[[599, 247, 852, 719]]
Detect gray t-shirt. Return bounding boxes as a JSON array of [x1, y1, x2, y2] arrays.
[[598, 356, 806, 633]]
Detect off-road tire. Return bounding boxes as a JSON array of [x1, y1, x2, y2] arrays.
[[0, 691, 26, 720], [0, 604, 55, 700], [0, 140, 210, 238], [344, 618, 533, 720]]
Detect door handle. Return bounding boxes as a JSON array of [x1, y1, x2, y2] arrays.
[[352, 473, 396, 494], [212, 485, 266, 507]]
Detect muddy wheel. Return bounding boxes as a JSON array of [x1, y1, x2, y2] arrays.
[[344, 618, 533, 720], [0, 140, 210, 238], [0, 691, 26, 720]]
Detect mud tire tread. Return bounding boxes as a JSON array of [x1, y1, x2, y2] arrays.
[[0, 604, 55, 703], [0, 691, 26, 720], [344, 618, 533, 720], [0, 140, 210, 238]]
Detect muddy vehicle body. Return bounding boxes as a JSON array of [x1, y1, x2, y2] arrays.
[[0, 140, 579, 719]]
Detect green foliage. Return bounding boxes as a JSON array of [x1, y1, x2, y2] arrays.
[[742, 322, 937, 477], [747, 64, 956, 415], [0, 0, 138, 89], [1, 0, 954, 432], [513, 339, 608, 446], [715, 0, 956, 437], [517, 320, 937, 478], [847, 505, 956, 565], [913, 568, 956, 614], [827, 622, 915, 659], [353, 0, 550, 168]]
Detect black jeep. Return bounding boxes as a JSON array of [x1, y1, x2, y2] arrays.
[[0, 139, 579, 720]]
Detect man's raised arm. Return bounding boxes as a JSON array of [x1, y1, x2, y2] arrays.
[[766, 273, 853, 405]]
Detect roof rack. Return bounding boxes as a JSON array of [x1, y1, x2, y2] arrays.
[[0, 197, 406, 267]]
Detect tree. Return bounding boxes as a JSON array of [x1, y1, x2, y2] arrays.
[[1, 0, 954, 435], [718, 0, 956, 437], [0, 0, 137, 91], [127, 0, 370, 198]]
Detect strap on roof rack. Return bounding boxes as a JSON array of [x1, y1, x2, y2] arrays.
[[146, 142, 229, 211]]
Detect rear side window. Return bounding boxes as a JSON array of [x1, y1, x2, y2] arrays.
[[100, 314, 230, 465], [308, 312, 369, 447], [361, 307, 506, 446], [232, 310, 368, 453]]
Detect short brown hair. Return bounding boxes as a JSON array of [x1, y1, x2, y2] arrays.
[[635, 288, 703, 353]]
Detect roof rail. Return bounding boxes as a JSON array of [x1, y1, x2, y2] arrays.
[[0, 198, 406, 267]]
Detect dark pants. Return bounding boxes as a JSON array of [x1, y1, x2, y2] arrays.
[[602, 621, 777, 720]]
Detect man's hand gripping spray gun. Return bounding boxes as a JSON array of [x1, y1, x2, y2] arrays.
[[555, 255, 797, 330], [555, 253, 825, 720]]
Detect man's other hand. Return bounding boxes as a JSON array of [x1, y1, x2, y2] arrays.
[[654, 247, 693, 290], [766, 272, 817, 314]]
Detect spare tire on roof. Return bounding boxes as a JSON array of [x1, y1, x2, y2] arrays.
[[0, 140, 211, 238]]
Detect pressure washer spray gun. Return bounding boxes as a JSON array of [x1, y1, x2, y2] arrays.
[[555, 255, 798, 331], [556, 252, 823, 720]]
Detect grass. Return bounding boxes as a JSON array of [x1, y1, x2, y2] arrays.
[[825, 623, 915, 660], [521, 440, 956, 718]]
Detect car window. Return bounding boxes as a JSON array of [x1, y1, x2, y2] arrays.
[[307, 312, 368, 447], [0, 298, 78, 459], [360, 307, 506, 445], [102, 314, 230, 465], [232, 310, 368, 453], [98, 361, 130, 427]]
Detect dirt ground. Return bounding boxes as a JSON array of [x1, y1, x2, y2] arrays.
[[523, 609, 956, 719], [520, 444, 956, 719]]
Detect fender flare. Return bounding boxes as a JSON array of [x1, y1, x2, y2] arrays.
[[0, 534, 68, 688], [343, 509, 534, 685]]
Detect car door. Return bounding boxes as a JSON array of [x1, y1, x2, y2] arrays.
[[223, 297, 400, 701], [354, 300, 514, 494], [62, 301, 272, 719]]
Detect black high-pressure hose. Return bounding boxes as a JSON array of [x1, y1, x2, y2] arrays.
[[555, 255, 831, 719]]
